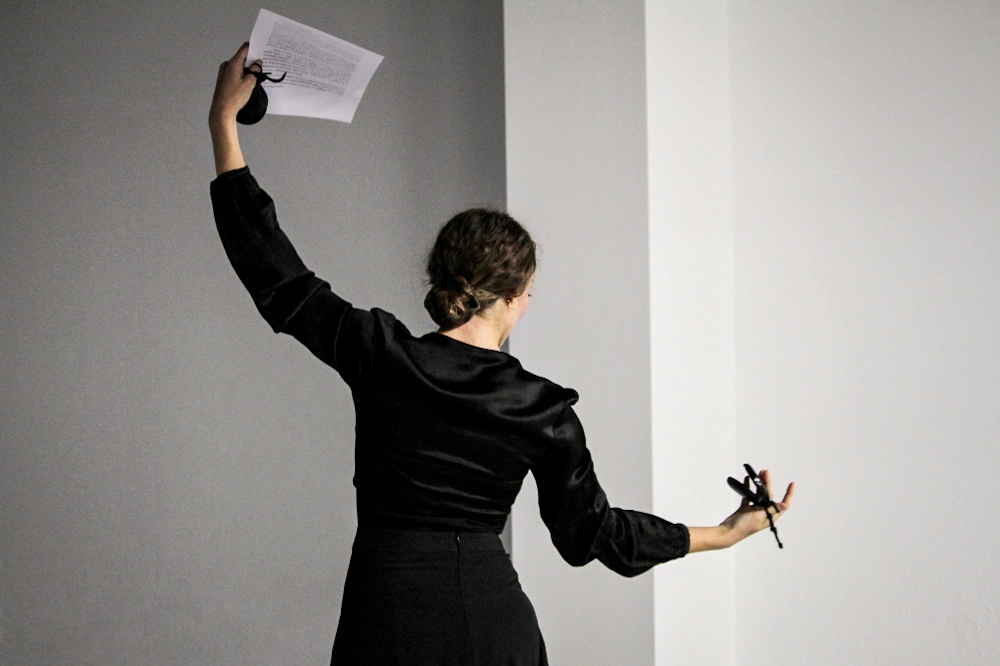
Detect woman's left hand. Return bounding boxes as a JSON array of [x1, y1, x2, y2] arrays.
[[720, 469, 795, 544]]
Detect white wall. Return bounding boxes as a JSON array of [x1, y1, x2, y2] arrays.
[[647, 3, 737, 665], [729, 2, 1000, 663], [505, 1, 656, 663], [511, 1, 1000, 664]]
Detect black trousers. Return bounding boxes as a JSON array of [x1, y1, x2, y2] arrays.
[[331, 526, 548, 665]]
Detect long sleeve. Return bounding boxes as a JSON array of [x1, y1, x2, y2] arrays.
[[532, 403, 690, 577], [210, 166, 374, 385]]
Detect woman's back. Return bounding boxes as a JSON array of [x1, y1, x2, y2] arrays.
[[211, 166, 689, 575], [326, 306, 572, 534]]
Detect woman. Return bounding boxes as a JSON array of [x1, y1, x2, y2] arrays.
[[210, 44, 794, 665]]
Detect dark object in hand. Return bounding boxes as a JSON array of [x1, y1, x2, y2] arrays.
[[727, 463, 784, 549], [237, 68, 287, 125]]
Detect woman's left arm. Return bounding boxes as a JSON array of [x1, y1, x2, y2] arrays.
[[534, 404, 796, 575], [688, 469, 795, 552]]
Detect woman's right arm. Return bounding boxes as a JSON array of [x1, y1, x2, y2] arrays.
[[208, 44, 374, 385], [209, 43, 255, 175]]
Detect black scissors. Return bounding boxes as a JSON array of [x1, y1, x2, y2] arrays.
[[727, 463, 784, 548]]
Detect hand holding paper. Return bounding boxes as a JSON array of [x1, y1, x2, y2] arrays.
[[246, 8, 383, 123], [210, 43, 258, 126]]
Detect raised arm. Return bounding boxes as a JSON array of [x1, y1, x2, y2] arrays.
[[209, 43, 257, 175], [208, 44, 374, 386]]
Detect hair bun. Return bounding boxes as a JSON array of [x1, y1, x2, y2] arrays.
[[424, 276, 482, 329], [453, 276, 481, 312]]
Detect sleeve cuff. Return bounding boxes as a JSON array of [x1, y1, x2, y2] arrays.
[[211, 165, 250, 184]]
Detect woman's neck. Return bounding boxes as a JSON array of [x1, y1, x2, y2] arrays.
[[438, 314, 505, 351]]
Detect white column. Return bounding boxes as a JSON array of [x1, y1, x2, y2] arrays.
[[647, 2, 737, 664]]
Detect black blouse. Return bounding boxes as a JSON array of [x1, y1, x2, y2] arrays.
[[210, 166, 689, 577]]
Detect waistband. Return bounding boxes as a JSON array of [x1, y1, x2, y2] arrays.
[[352, 525, 506, 554]]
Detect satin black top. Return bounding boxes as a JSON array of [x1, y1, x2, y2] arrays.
[[210, 167, 689, 576]]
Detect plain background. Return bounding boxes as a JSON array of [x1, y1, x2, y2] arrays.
[[1, 1, 505, 663], [3, 1, 999, 665], [505, 2, 658, 665], [728, 3, 1000, 663], [508, 1, 1000, 664]]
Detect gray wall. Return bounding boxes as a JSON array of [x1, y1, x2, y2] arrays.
[[0, 2, 505, 663], [505, 2, 657, 663]]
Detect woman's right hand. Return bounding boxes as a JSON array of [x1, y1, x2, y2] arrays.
[[209, 43, 259, 128], [210, 44, 263, 175]]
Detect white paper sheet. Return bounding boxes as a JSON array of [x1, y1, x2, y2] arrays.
[[247, 8, 383, 123]]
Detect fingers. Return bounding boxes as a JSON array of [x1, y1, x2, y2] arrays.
[[758, 469, 794, 514], [760, 468, 773, 498], [769, 483, 795, 520], [781, 481, 795, 507], [210, 44, 257, 123], [240, 70, 258, 91], [223, 43, 250, 80], [232, 41, 249, 63]]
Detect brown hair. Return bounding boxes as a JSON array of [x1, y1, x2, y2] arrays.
[[424, 208, 536, 330]]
